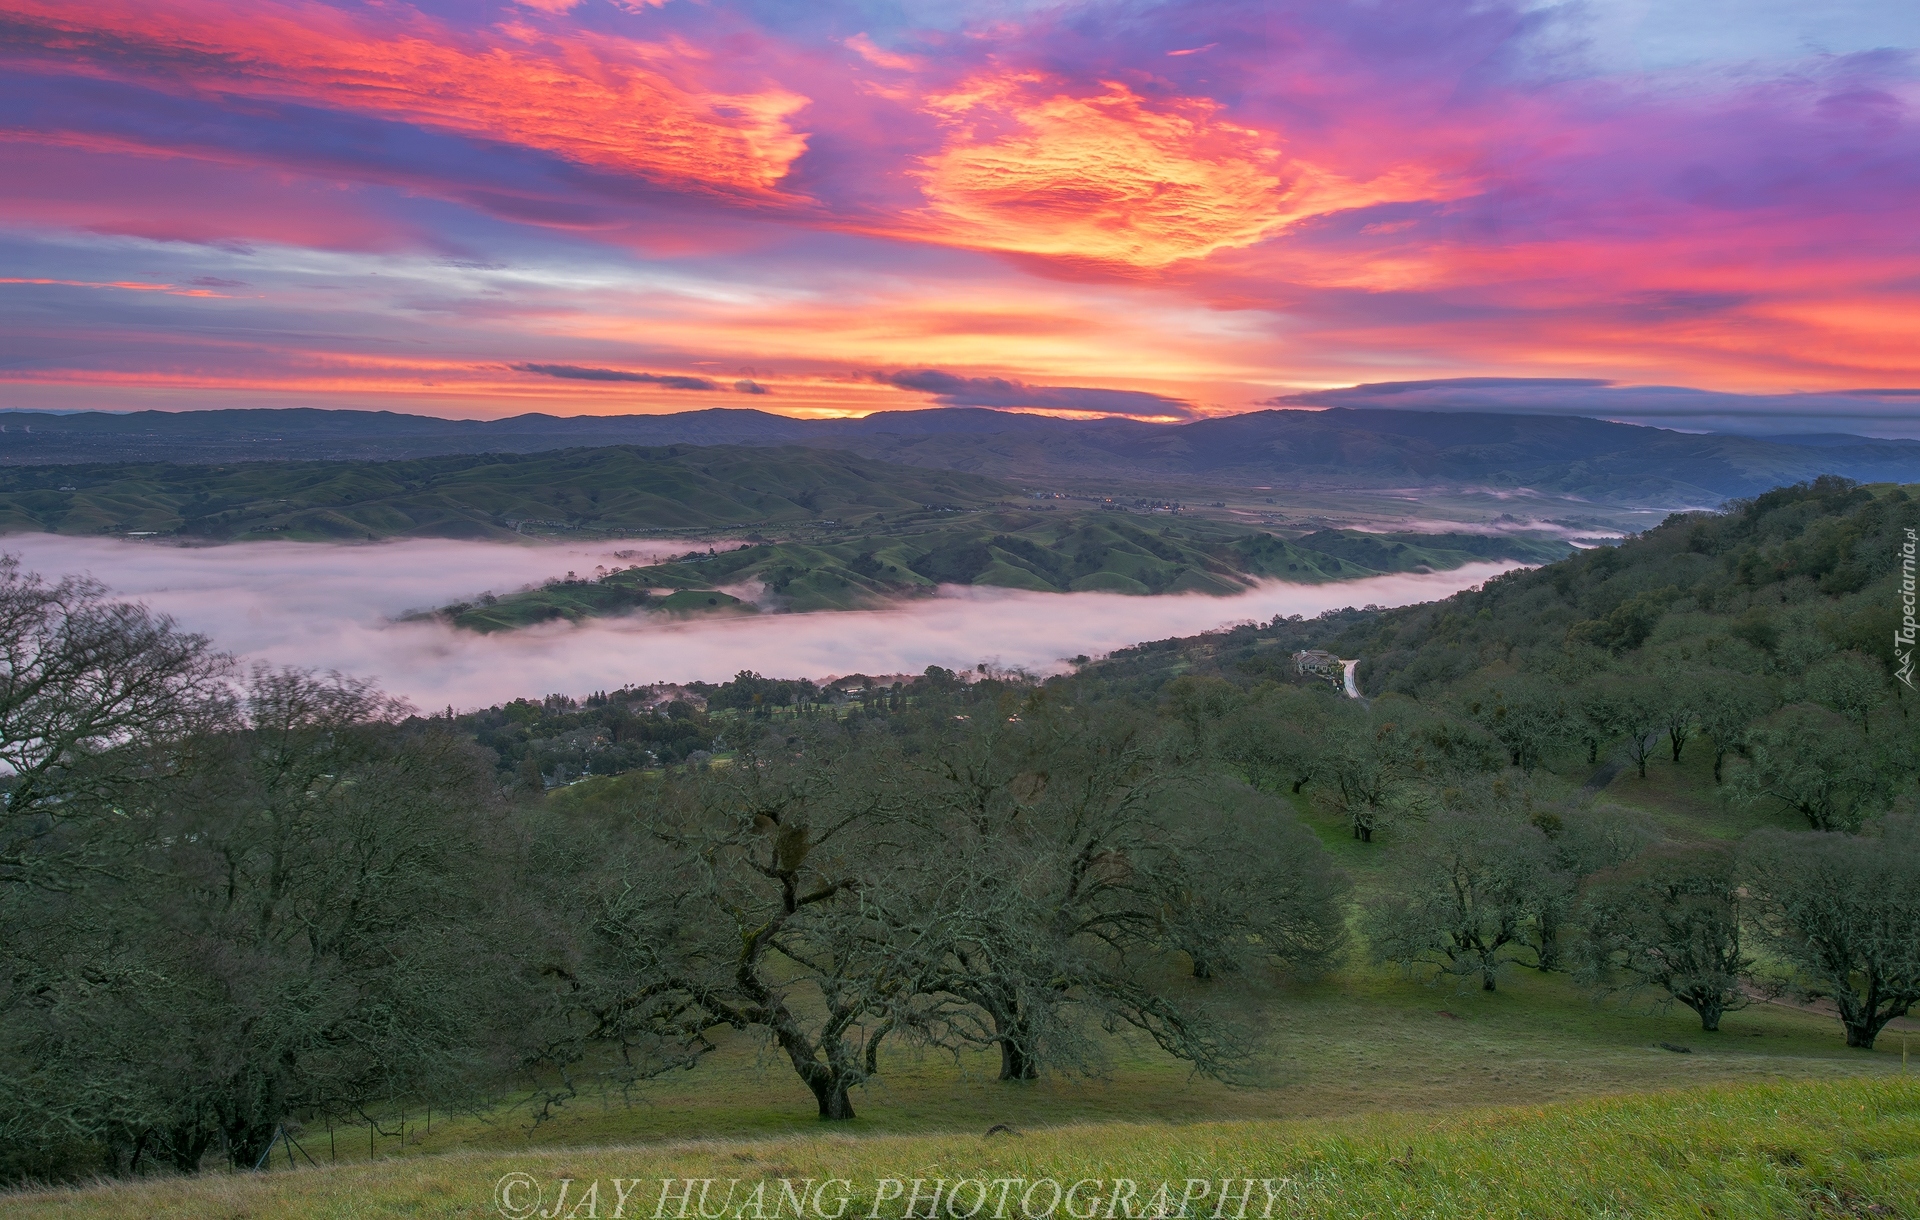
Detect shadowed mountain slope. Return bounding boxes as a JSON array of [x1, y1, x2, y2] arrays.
[[5, 406, 1919, 505], [0, 445, 1007, 541]]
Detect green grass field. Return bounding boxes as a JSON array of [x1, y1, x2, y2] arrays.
[[8, 936, 1906, 1217], [10, 1076, 1914, 1219]]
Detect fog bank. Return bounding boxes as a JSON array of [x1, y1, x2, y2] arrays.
[[5, 536, 1517, 709]]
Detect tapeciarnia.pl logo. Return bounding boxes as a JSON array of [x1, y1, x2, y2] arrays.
[[1899, 527, 1917, 690]]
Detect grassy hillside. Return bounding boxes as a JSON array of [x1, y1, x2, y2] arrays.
[[8, 1078, 1914, 1219], [0, 445, 1008, 541], [443, 512, 1568, 629]]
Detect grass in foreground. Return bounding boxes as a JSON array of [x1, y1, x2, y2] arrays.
[[10, 1077, 1915, 1219]]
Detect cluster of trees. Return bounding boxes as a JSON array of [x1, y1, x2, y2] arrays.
[[452, 668, 1005, 788], [1163, 671, 1920, 1047], [461, 690, 715, 785], [540, 696, 1349, 1120], [1369, 808, 1920, 1049], [1, 558, 529, 1180], [1139, 478, 1920, 1050], [0, 561, 1348, 1180]]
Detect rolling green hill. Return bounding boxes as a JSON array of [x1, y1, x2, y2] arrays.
[[436, 511, 1569, 630], [0, 445, 1008, 541]]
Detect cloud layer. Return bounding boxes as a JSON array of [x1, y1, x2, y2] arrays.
[[1, 0, 1916, 425], [876, 369, 1194, 419], [1273, 380, 1920, 438], [3, 535, 1513, 709]]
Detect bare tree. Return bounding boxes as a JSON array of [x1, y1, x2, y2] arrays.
[[571, 698, 1351, 1116], [5, 669, 516, 1171], [1741, 820, 1920, 1049], [1315, 713, 1428, 843], [1599, 676, 1666, 780], [572, 723, 918, 1119], [0, 556, 230, 892], [1732, 705, 1887, 831], [910, 699, 1346, 1080], [1462, 677, 1573, 775], [1692, 670, 1774, 785], [1576, 843, 1750, 1031], [1364, 811, 1563, 991]]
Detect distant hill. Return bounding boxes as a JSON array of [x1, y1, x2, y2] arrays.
[[0, 445, 1008, 541], [436, 514, 1566, 630], [0, 406, 1090, 464], [5, 405, 1919, 505]]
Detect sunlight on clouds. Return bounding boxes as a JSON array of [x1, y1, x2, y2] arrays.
[[4, 0, 810, 197], [915, 76, 1441, 268]]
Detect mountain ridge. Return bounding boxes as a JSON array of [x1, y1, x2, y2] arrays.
[[3, 405, 1917, 504]]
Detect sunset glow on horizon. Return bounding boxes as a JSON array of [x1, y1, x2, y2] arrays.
[[3, 0, 1918, 430]]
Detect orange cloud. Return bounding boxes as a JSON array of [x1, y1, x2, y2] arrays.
[[913, 76, 1443, 269], [0, 277, 228, 297], [2, 0, 809, 197]]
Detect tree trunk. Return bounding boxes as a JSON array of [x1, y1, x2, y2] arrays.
[[996, 1008, 1039, 1081], [807, 1074, 856, 1119], [772, 1013, 861, 1120], [1534, 912, 1561, 972], [999, 1038, 1038, 1081], [163, 1124, 215, 1174], [1712, 748, 1725, 785], [222, 1118, 278, 1171], [1838, 990, 1895, 1049]]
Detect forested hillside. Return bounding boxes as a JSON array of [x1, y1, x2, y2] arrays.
[[1334, 474, 1907, 700], [0, 445, 1008, 540]]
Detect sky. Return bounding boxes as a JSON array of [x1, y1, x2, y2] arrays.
[[2, 0, 1918, 431], [2, 533, 1516, 706]]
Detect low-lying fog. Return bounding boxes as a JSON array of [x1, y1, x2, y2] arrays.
[[9, 536, 1521, 709]]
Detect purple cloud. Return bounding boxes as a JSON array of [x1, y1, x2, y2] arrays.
[[513, 363, 719, 391], [877, 369, 1195, 419]]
